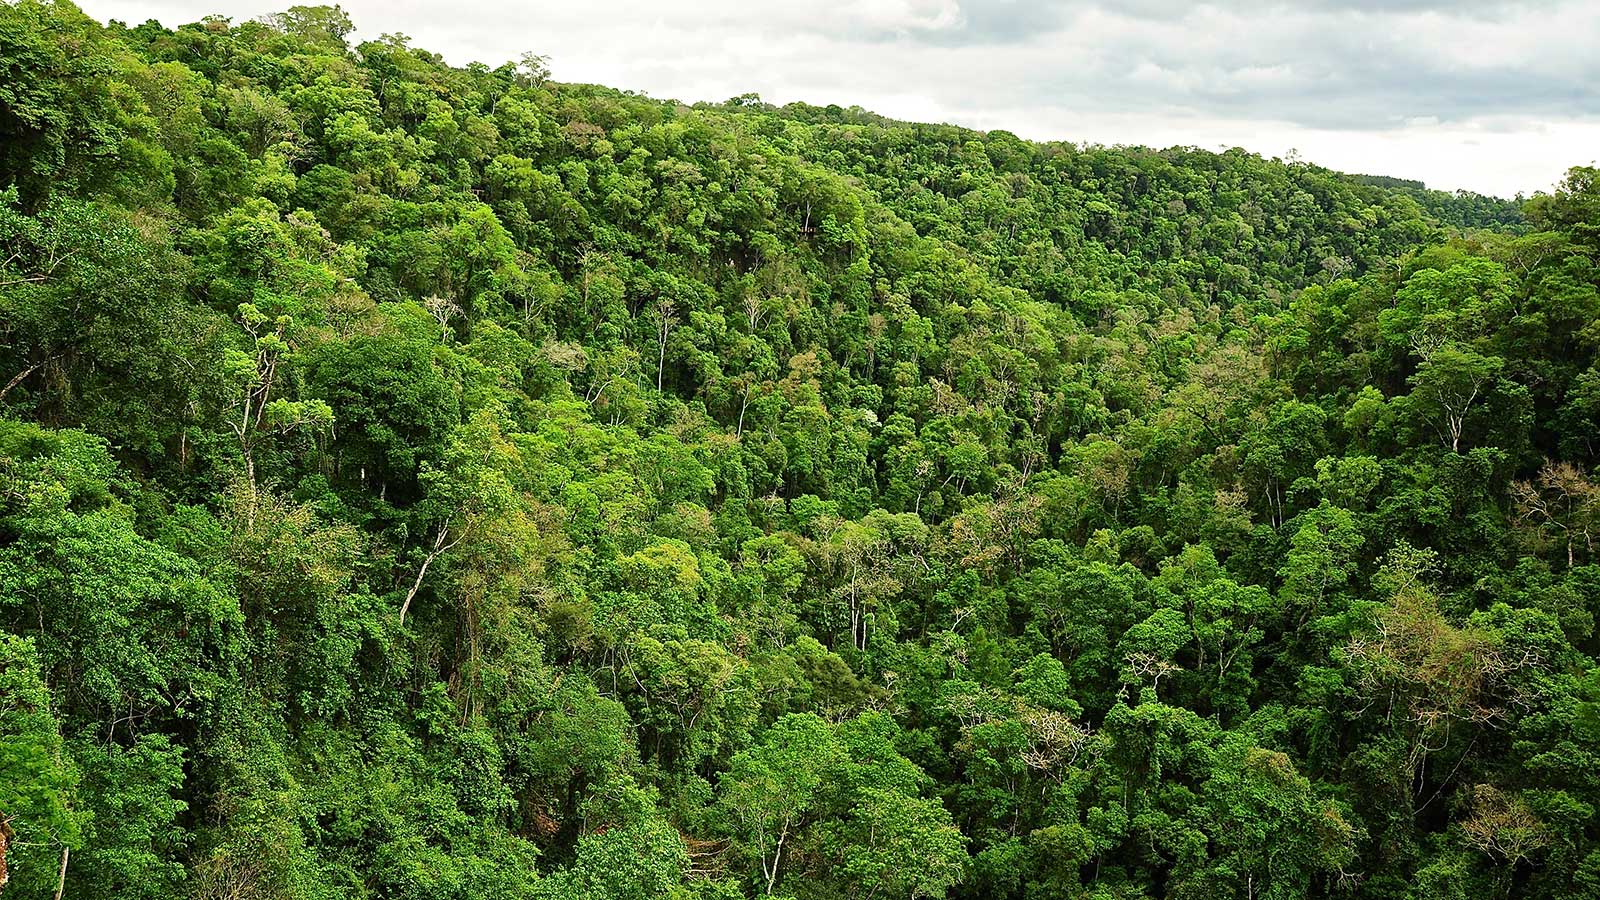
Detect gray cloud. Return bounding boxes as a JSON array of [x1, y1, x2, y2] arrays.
[[848, 1, 1600, 131], [826, 0, 1551, 46], [656, 0, 1600, 132], [77, 0, 1600, 194], [895, 0, 1076, 44]]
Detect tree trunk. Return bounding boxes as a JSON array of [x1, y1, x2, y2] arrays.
[[764, 821, 789, 895], [52, 846, 68, 900], [400, 519, 457, 627], [0, 361, 44, 404]]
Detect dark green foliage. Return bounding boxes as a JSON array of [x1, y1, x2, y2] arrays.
[[1, 2, 1598, 898]]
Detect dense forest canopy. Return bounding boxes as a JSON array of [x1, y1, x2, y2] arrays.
[[2, 2, 1599, 898]]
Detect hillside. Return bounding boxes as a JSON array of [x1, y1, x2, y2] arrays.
[[2, 3, 1599, 899]]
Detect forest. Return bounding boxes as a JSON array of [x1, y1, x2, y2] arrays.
[[1, 2, 1598, 898]]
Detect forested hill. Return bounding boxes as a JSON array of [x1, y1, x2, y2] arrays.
[[2, 2, 1599, 899]]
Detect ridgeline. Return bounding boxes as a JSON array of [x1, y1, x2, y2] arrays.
[[2, 3, 1599, 899]]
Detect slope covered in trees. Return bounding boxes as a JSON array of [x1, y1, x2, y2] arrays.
[[2, 2, 1600, 898]]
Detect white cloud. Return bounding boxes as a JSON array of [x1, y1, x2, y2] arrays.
[[78, 0, 1600, 195]]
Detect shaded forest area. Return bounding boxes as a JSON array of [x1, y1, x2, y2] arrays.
[[2, 3, 1600, 898]]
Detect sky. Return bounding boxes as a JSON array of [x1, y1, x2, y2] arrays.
[[78, 0, 1600, 197]]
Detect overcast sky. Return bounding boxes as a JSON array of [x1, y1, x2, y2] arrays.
[[79, 0, 1600, 197]]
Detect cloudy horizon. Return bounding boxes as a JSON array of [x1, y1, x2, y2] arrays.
[[78, 0, 1600, 197]]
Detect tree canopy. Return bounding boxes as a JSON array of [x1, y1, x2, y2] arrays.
[[2, 3, 1599, 899]]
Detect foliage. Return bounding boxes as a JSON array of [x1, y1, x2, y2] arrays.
[[2, 3, 1598, 899]]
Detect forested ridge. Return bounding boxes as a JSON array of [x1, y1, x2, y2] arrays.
[[2, 2, 1599, 898]]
